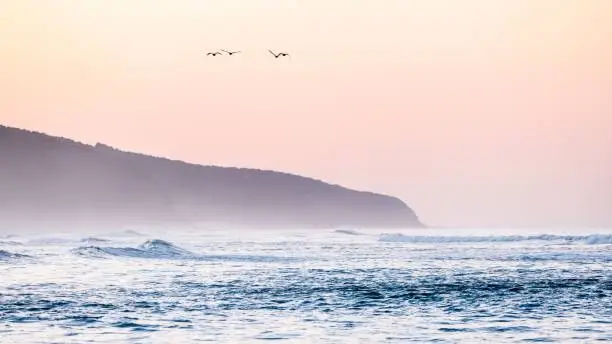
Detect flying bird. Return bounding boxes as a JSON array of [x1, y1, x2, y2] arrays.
[[222, 50, 241, 55], [268, 50, 289, 58], [206, 51, 223, 56]]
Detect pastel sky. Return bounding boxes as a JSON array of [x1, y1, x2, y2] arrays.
[[1, 0, 611, 228]]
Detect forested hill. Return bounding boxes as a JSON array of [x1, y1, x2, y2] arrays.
[[0, 125, 423, 230]]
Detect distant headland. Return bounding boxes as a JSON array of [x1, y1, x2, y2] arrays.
[[0, 125, 424, 230]]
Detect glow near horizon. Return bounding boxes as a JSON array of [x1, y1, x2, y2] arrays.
[[1, 0, 611, 228]]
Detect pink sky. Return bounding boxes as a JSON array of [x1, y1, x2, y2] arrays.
[[1, 0, 611, 228]]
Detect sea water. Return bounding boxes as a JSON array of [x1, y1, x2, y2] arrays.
[[1, 227, 611, 343]]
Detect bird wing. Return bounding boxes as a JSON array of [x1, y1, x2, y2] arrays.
[[268, 49, 277, 56], [221, 50, 230, 53]]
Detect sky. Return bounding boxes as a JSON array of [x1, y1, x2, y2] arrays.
[[1, 0, 611, 229]]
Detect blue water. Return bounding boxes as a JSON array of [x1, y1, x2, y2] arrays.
[[1, 228, 611, 343]]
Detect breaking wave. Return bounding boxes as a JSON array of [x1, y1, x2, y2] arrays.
[[378, 233, 612, 245], [138, 239, 195, 256], [79, 237, 111, 244], [334, 229, 362, 236], [71, 239, 196, 259], [4, 228, 612, 342], [0, 249, 31, 260], [71, 239, 302, 263], [0, 240, 23, 246]]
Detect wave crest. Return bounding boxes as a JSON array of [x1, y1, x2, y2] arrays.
[[378, 233, 612, 245], [71, 239, 195, 259], [0, 240, 23, 246], [334, 229, 361, 236], [137, 239, 195, 257], [0, 249, 31, 260], [80, 237, 111, 244], [71, 239, 300, 263]]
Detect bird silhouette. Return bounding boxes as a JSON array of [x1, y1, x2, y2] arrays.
[[206, 51, 223, 56], [268, 50, 289, 58], [222, 50, 241, 55]]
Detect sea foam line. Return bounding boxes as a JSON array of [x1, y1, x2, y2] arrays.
[[378, 233, 612, 245]]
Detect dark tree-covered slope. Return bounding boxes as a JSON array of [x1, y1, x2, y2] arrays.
[[0, 125, 423, 230]]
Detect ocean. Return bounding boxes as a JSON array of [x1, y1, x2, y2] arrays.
[[1, 227, 611, 343]]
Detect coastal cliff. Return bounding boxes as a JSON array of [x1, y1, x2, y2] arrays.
[[0, 125, 423, 230]]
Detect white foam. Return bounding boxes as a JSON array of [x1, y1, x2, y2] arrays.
[[71, 239, 196, 259], [583, 234, 612, 245], [137, 239, 195, 257], [378, 233, 612, 245]]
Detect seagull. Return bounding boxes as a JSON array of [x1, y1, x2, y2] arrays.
[[222, 50, 241, 55], [206, 51, 223, 56], [268, 50, 289, 58]]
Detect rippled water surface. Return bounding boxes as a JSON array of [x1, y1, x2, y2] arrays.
[[1, 227, 611, 343]]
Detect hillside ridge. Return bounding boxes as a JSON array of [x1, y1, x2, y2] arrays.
[[0, 125, 423, 230]]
